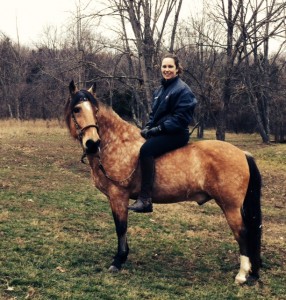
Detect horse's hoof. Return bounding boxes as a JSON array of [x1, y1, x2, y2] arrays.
[[108, 265, 119, 273], [234, 274, 247, 285]]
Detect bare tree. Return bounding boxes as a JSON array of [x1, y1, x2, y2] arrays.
[[209, 0, 286, 142], [1, 0, 285, 139], [176, 2, 226, 138], [0, 34, 29, 119], [238, 0, 286, 143], [212, 0, 243, 140], [81, 0, 185, 123]]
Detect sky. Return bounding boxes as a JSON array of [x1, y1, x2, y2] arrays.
[[0, 0, 76, 46], [1, 0, 282, 53], [0, 0, 198, 47]]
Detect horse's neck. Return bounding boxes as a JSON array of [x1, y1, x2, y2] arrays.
[[91, 104, 142, 183], [97, 104, 141, 151]]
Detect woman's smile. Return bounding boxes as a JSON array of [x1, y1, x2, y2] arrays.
[[161, 57, 178, 80]]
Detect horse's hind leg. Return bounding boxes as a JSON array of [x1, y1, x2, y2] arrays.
[[222, 207, 251, 284]]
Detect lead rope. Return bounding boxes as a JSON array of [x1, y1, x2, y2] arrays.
[[81, 151, 87, 164]]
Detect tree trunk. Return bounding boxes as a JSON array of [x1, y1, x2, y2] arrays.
[[251, 96, 270, 143], [216, 108, 226, 141], [169, 0, 183, 53]]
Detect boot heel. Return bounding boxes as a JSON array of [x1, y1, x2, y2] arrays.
[[128, 197, 153, 213]]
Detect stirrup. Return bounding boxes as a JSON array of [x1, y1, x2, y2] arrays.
[[128, 198, 153, 213]]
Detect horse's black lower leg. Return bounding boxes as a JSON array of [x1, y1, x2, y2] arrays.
[[235, 224, 261, 284], [109, 212, 129, 272], [238, 228, 248, 257], [111, 234, 129, 270], [222, 207, 253, 284], [234, 227, 253, 284], [239, 226, 262, 279]]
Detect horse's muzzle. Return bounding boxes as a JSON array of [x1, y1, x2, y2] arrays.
[[85, 139, 101, 154]]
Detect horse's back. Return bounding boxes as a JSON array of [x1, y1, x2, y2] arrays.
[[153, 140, 249, 206]]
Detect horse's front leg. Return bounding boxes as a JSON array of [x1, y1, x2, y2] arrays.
[[108, 189, 129, 272]]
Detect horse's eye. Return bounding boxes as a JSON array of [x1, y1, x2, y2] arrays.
[[73, 107, 80, 114]]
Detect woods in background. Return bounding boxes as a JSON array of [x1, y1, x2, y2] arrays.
[[0, 0, 285, 143]]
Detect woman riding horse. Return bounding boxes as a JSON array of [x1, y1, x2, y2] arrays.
[[128, 54, 197, 213], [65, 74, 262, 285]]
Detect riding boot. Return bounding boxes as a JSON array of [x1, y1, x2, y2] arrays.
[[128, 156, 154, 213]]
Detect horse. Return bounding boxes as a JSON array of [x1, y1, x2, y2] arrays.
[[64, 80, 262, 285]]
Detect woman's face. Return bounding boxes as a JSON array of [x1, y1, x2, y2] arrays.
[[161, 57, 178, 80]]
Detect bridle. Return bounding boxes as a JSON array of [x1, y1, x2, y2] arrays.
[[70, 95, 137, 185], [70, 96, 100, 164], [71, 97, 99, 143]]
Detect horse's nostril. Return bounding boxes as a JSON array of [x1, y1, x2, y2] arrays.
[[86, 139, 100, 153]]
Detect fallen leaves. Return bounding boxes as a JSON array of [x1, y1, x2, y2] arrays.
[[56, 266, 67, 273]]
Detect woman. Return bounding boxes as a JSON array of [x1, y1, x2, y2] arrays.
[[128, 53, 197, 213]]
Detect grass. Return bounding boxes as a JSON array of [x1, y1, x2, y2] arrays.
[[0, 120, 285, 299]]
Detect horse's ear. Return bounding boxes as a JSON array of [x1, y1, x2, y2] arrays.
[[88, 82, 96, 95], [69, 80, 78, 95]]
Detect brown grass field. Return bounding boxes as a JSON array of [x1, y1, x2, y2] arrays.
[[0, 119, 285, 299]]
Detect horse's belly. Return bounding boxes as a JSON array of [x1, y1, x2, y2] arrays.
[[152, 190, 212, 205]]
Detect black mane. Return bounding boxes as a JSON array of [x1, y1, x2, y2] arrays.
[[70, 90, 98, 109]]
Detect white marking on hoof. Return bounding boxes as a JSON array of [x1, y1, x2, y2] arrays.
[[108, 265, 119, 272], [235, 273, 248, 285], [235, 255, 251, 285]]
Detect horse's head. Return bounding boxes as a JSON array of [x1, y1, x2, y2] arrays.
[[65, 80, 101, 155]]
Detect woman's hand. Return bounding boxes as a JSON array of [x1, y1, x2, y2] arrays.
[[141, 125, 162, 139], [147, 126, 162, 137], [140, 127, 150, 139]]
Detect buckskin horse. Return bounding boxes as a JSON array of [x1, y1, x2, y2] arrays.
[[64, 80, 262, 284]]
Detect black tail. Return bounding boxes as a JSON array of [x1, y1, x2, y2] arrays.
[[242, 154, 262, 278]]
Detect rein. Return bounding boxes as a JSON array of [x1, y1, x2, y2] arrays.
[[72, 100, 137, 185], [97, 150, 138, 184], [80, 147, 138, 185]]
